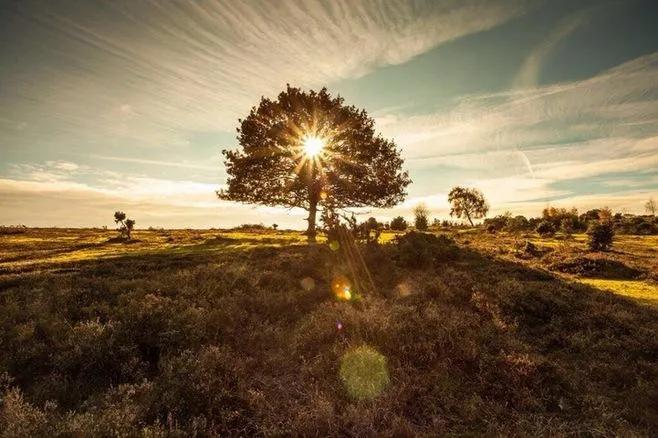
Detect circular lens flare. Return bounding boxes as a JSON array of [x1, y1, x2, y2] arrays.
[[302, 135, 325, 157]]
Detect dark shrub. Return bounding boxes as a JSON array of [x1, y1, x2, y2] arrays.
[[535, 220, 556, 237], [550, 257, 640, 279], [587, 222, 614, 251], [390, 216, 408, 231], [394, 231, 458, 269]]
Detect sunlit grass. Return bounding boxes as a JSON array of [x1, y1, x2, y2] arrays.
[[579, 278, 658, 307]]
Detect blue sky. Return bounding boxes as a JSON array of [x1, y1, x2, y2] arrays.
[[1, 0, 657, 228]]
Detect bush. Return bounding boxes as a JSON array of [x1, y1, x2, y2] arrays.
[[394, 231, 458, 269], [413, 204, 429, 231], [390, 216, 408, 231], [535, 220, 556, 237], [587, 222, 614, 251]]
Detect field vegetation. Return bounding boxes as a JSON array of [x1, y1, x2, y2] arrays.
[[1, 227, 656, 435]]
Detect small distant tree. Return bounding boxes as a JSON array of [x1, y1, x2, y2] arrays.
[[413, 203, 429, 231], [646, 198, 656, 216], [272, 223, 279, 230], [587, 222, 614, 251], [448, 187, 489, 226], [390, 216, 408, 231], [114, 211, 135, 240]]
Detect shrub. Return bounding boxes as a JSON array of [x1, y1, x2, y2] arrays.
[[535, 220, 556, 237], [413, 204, 429, 231], [587, 222, 614, 251], [113, 211, 135, 240], [394, 231, 458, 269], [390, 216, 408, 231]]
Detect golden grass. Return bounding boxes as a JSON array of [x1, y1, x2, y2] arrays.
[[579, 278, 658, 307]]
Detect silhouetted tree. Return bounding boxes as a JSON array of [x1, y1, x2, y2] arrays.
[[114, 211, 135, 240], [413, 203, 429, 231], [448, 187, 489, 226], [390, 216, 408, 231], [218, 85, 411, 242], [646, 198, 656, 216]]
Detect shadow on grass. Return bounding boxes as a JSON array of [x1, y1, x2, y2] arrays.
[[0, 240, 656, 434]]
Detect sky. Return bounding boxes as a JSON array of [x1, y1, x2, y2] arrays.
[[1, 0, 657, 228]]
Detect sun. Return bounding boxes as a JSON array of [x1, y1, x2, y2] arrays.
[[302, 135, 325, 157]]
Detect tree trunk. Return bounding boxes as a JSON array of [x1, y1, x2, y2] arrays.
[[306, 198, 318, 242], [465, 211, 474, 226]]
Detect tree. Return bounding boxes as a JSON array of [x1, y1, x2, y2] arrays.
[[448, 187, 489, 226], [114, 211, 135, 240], [390, 216, 408, 231], [646, 198, 656, 216], [413, 203, 429, 231], [218, 86, 411, 242]]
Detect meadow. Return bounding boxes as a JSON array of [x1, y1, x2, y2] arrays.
[[0, 227, 656, 436]]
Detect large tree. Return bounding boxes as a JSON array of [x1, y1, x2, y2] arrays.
[[448, 186, 489, 226], [218, 86, 411, 241]]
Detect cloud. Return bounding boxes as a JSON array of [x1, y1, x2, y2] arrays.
[[378, 53, 658, 195], [513, 7, 592, 88], [0, 0, 531, 154]]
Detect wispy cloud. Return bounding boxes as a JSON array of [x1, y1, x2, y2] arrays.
[[0, 0, 531, 154]]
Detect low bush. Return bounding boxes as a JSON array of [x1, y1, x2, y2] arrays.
[[393, 231, 458, 269], [587, 222, 614, 251], [535, 220, 556, 237]]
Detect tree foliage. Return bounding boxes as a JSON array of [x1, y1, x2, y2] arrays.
[[113, 211, 134, 240], [448, 187, 489, 226], [390, 216, 408, 231], [218, 85, 411, 241]]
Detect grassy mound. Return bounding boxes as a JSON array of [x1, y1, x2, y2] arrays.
[[550, 256, 642, 279], [0, 232, 656, 435]]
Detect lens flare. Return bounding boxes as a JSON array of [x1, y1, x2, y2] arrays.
[[331, 275, 353, 300], [339, 345, 390, 400]]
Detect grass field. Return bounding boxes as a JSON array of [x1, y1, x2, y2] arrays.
[[1, 228, 657, 435]]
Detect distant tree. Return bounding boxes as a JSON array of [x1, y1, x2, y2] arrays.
[[413, 203, 429, 231], [272, 224, 278, 230], [535, 220, 556, 237], [390, 216, 408, 231], [114, 211, 135, 240], [448, 187, 489, 226], [587, 222, 614, 251], [218, 85, 411, 242], [598, 207, 613, 224], [646, 198, 657, 216]]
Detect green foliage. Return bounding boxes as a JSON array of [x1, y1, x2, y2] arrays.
[[587, 222, 614, 251], [535, 220, 556, 237], [390, 216, 408, 231], [394, 231, 458, 269]]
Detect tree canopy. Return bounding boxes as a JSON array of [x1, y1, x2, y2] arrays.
[[448, 187, 489, 226], [218, 85, 411, 241]]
